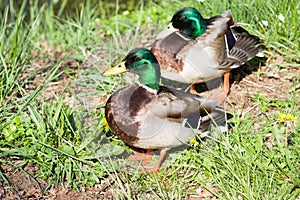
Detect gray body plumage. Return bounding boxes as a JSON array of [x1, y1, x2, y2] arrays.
[[105, 83, 222, 150]]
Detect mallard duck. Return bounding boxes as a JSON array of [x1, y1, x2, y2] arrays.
[[151, 7, 264, 98], [103, 48, 224, 173]]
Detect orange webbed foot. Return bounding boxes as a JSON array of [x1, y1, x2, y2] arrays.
[[128, 148, 154, 166], [128, 148, 168, 174]]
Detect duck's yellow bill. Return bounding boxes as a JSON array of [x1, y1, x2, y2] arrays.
[[103, 61, 127, 76]]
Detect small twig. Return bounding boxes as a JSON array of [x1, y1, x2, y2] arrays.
[[242, 79, 277, 92]]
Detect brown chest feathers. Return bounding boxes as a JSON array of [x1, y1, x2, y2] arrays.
[[151, 33, 190, 73], [105, 83, 155, 145]]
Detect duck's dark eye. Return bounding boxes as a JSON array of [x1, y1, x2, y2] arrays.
[[133, 56, 141, 62], [179, 16, 186, 21]]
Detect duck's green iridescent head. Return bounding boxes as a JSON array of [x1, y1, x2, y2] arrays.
[[171, 7, 206, 39], [103, 48, 161, 90]]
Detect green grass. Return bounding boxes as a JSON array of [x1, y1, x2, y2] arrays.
[[0, 0, 299, 199]]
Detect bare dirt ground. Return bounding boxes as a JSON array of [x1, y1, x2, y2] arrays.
[[1, 37, 299, 199]]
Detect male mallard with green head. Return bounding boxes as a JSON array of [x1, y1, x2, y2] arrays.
[[103, 48, 224, 173], [151, 7, 264, 99]]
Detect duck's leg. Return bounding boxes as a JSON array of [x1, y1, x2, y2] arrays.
[[211, 71, 230, 105], [128, 148, 153, 166], [223, 71, 230, 96], [142, 149, 168, 173], [190, 84, 198, 95]]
